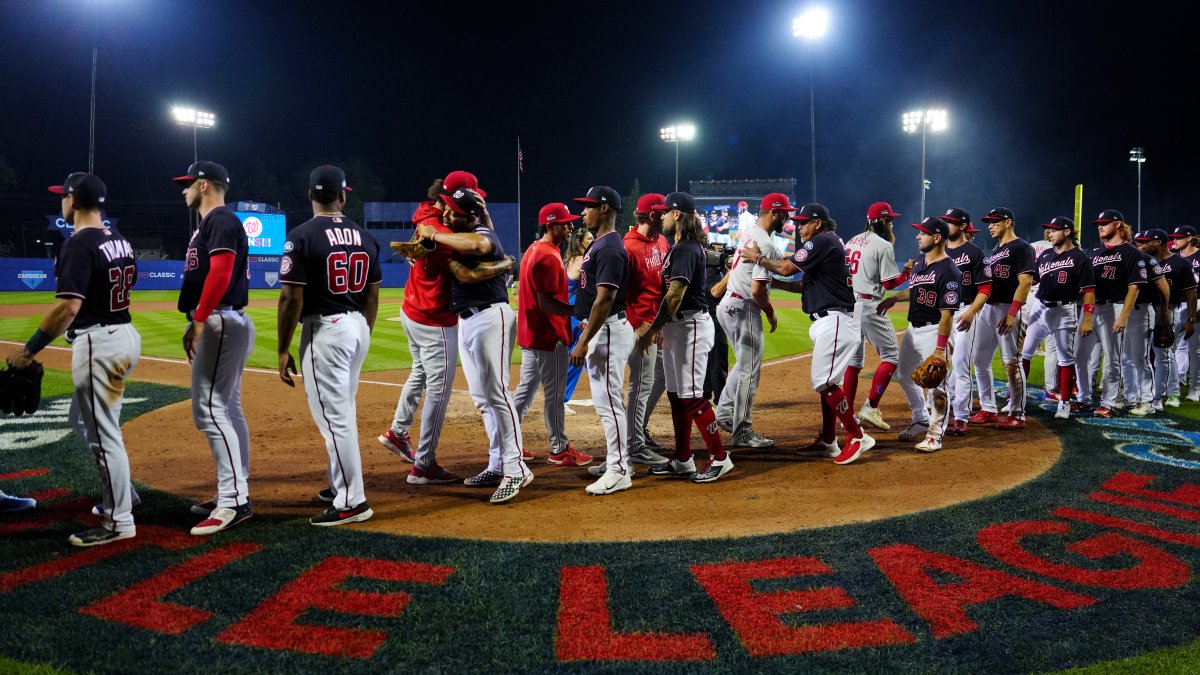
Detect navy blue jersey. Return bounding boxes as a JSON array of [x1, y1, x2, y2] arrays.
[[907, 255, 962, 325], [946, 240, 986, 306], [1134, 252, 1164, 305], [279, 214, 382, 316], [1089, 242, 1145, 302], [575, 230, 628, 320], [790, 231, 854, 314], [1155, 253, 1196, 306], [983, 238, 1036, 303], [449, 225, 509, 313], [1035, 247, 1095, 303], [178, 205, 249, 314], [1182, 250, 1200, 284], [662, 239, 708, 315], [54, 227, 136, 330]]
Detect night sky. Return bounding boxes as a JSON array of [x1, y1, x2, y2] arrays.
[[0, 1, 1192, 261]]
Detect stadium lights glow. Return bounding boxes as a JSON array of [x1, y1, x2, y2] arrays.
[[793, 7, 829, 200], [172, 107, 216, 128], [661, 124, 697, 192], [1130, 147, 1146, 226], [792, 7, 829, 39], [902, 109, 949, 221]]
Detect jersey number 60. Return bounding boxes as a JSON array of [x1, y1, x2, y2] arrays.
[[327, 251, 370, 294]]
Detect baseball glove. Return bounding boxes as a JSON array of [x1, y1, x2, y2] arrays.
[[0, 359, 45, 417], [1153, 324, 1176, 349], [390, 231, 435, 260], [911, 354, 948, 389]]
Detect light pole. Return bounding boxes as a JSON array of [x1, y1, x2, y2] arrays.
[[902, 109, 948, 222], [660, 123, 696, 192], [1129, 146, 1146, 227], [793, 6, 829, 201], [172, 107, 216, 163]]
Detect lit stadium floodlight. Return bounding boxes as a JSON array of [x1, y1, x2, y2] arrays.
[[660, 123, 697, 192], [902, 109, 949, 221], [793, 6, 829, 201], [792, 7, 829, 39], [1130, 146, 1146, 227], [172, 106, 217, 163]]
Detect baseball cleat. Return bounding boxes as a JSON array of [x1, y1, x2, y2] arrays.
[[92, 494, 143, 516], [914, 436, 942, 452], [1054, 401, 1071, 419], [68, 526, 135, 547], [310, 501, 373, 526], [378, 429, 416, 463], [857, 403, 891, 431], [692, 456, 734, 483], [967, 410, 999, 424], [795, 438, 839, 458], [648, 458, 697, 476], [995, 416, 1027, 430], [463, 470, 503, 487], [522, 448, 538, 461], [489, 473, 534, 505], [1071, 401, 1092, 413], [629, 446, 669, 465], [732, 432, 775, 449], [643, 436, 666, 451], [1092, 406, 1115, 418], [407, 464, 462, 485], [948, 420, 969, 436], [547, 446, 593, 467], [317, 487, 336, 503], [1187, 392, 1200, 403], [1166, 396, 1182, 408], [189, 497, 218, 516], [588, 463, 637, 477], [1111, 401, 1126, 411], [1, 494, 37, 514], [1152, 400, 1165, 412], [1128, 403, 1154, 417], [190, 503, 253, 536], [585, 470, 632, 495], [897, 422, 930, 442], [563, 404, 577, 416], [834, 433, 874, 465]]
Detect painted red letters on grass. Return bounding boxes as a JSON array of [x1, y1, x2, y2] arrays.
[[690, 557, 914, 656], [217, 557, 455, 659], [1100, 471, 1200, 508], [555, 565, 716, 662]]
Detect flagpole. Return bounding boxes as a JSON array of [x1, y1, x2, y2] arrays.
[[516, 136, 522, 263]]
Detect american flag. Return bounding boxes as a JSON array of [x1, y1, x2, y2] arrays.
[[517, 142, 524, 174]]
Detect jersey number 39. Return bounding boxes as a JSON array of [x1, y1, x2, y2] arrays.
[[327, 251, 370, 294]]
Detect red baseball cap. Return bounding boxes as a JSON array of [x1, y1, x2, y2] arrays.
[[443, 170, 486, 198], [760, 193, 796, 211], [538, 202, 580, 225], [867, 201, 900, 220], [635, 193, 666, 213], [737, 201, 748, 208]]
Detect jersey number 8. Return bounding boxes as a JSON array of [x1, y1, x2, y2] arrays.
[[327, 251, 370, 294]]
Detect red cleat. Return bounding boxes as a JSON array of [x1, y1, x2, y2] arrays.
[[833, 433, 875, 465], [948, 419, 969, 436], [968, 410, 998, 424], [995, 416, 1027, 430], [547, 446, 593, 467], [1093, 407, 1115, 418], [522, 448, 538, 461]]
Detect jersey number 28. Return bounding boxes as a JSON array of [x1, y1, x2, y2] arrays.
[[327, 251, 370, 293], [108, 265, 135, 311]]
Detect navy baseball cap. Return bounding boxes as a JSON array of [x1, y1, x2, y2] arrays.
[[941, 207, 971, 225], [981, 207, 1015, 223], [912, 216, 950, 238], [1093, 209, 1125, 225], [574, 186, 622, 212], [659, 191, 697, 214], [173, 160, 230, 187], [440, 187, 484, 216], [1135, 229, 1168, 242], [49, 172, 106, 206], [443, 170, 486, 199], [309, 165, 352, 194], [790, 203, 830, 222], [1043, 216, 1075, 230], [1170, 225, 1197, 239]]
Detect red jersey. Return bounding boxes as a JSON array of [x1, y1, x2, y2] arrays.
[[517, 240, 571, 350], [402, 201, 458, 327], [622, 229, 670, 327]]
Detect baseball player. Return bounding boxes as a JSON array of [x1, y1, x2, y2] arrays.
[[875, 217, 962, 451], [276, 165, 381, 525], [714, 193, 796, 448], [174, 161, 256, 536], [1032, 217, 1095, 420], [416, 187, 527, 504], [843, 201, 910, 431], [570, 186, 637, 495], [636, 192, 731, 482], [1136, 229, 1192, 411], [1018, 233, 1060, 402], [1075, 210, 1146, 417], [1169, 226, 1200, 400], [941, 208, 987, 436], [1122, 232, 1170, 416], [6, 172, 140, 546], [956, 207, 1036, 430], [744, 203, 875, 464], [622, 193, 671, 465], [736, 200, 756, 240], [0, 491, 37, 514], [511, 203, 593, 467]]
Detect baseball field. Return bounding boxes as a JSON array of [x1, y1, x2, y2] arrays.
[[4, 288, 1200, 673]]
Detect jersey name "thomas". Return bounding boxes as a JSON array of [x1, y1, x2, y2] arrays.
[[98, 238, 134, 262], [325, 227, 363, 247]]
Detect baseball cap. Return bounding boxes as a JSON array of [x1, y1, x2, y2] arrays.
[[574, 186, 622, 212], [737, 201, 748, 208], [443, 170, 486, 198], [173, 160, 230, 187], [867, 201, 901, 220], [1093, 209, 1125, 225], [1170, 225, 1197, 239], [635, 193, 665, 213], [440, 187, 484, 216], [760, 193, 796, 211], [1135, 228, 1168, 242], [48, 172, 106, 206], [538, 202, 580, 225], [309, 165, 352, 194], [1043, 216, 1075, 230], [941, 207, 971, 225], [981, 207, 1015, 223], [790, 203, 830, 222], [912, 216, 950, 238], [660, 191, 696, 214]]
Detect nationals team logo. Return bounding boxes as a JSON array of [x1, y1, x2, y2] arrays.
[[280, 255, 293, 275], [243, 217, 264, 238]]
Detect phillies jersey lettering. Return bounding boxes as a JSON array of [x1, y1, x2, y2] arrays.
[[1134, 252, 1164, 305], [947, 241, 986, 305], [907, 256, 962, 325], [449, 225, 508, 314], [279, 214, 382, 316], [54, 227, 137, 330], [178, 205, 249, 313], [1088, 242, 1145, 302], [662, 239, 709, 314], [983, 238, 1036, 303], [1035, 247, 1095, 302], [575, 230, 628, 320], [844, 230, 901, 299], [1159, 253, 1198, 305], [790, 231, 855, 315], [726, 227, 780, 299]]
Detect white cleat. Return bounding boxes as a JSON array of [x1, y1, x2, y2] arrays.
[[857, 403, 891, 431], [586, 470, 632, 495], [914, 436, 942, 452], [897, 422, 930, 442], [1055, 401, 1071, 419], [795, 438, 840, 458]]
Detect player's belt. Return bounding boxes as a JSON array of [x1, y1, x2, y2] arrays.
[[910, 321, 935, 329], [672, 309, 705, 321], [65, 323, 119, 340], [457, 302, 503, 320], [1095, 299, 1118, 305], [809, 307, 853, 321], [856, 293, 877, 300], [603, 310, 628, 323], [1041, 301, 1076, 308], [729, 292, 749, 301]]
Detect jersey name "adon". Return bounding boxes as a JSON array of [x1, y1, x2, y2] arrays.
[[325, 227, 363, 247]]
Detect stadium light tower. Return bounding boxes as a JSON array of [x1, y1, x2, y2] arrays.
[[660, 123, 696, 193], [1129, 146, 1146, 227], [793, 6, 829, 201], [172, 107, 216, 164], [902, 109, 948, 222]]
